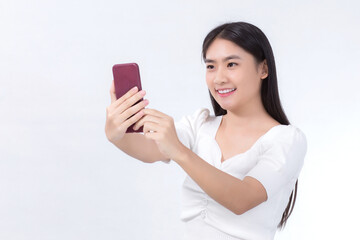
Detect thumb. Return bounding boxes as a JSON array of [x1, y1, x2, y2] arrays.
[[110, 80, 117, 103]]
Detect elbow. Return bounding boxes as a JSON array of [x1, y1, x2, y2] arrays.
[[141, 159, 157, 164], [232, 200, 266, 215], [232, 206, 247, 215], [229, 197, 250, 215], [231, 198, 256, 215]]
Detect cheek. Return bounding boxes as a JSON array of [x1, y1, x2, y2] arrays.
[[232, 71, 260, 96], [242, 77, 261, 98], [205, 74, 213, 87]]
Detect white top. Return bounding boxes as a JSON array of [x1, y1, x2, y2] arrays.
[[164, 107, 307, 240]]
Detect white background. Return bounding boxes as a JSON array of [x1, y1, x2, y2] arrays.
[[1, 0, 359, 239]]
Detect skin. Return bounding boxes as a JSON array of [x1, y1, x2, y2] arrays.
[[205, 38, 275, 130], [130, 38, 281, 215], [205, 38, 281, 162]]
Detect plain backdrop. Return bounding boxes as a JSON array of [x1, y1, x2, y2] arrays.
[[1, 0, 359, 239]]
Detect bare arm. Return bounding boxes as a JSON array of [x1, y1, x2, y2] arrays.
[[105, 80, 169, 163], [173, 145, 267, 215], [111, 133, 170, 163]]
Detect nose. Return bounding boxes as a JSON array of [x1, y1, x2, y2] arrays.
[[213, 66, 226, 84]]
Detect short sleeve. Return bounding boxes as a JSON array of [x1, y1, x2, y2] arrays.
[[246, 126, 307, 199], [161, 107, 210, 164]]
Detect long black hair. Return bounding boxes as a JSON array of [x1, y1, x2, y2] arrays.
[[202, 21, 296, 229]]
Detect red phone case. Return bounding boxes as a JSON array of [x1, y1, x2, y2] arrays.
[[112, 63, 144, 133]]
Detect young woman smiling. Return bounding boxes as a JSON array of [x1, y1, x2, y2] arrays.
[[105, 21, 307, 240]]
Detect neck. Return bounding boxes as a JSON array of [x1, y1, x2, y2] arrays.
[[222, 95, 273, 130]]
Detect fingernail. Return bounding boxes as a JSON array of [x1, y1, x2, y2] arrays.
[[132, 86, 138, 91]]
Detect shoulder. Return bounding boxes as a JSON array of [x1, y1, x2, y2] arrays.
[[263, 124, 307, 148], [175, 107, 211, 129], [174, 107, 212, 150], [260, 124, 308, 165], [246, 124, 308, 197], [186, 107, 210, 121]]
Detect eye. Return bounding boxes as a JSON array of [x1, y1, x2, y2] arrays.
[[227, 62, 237, 68], [206, 65, 214, 70]]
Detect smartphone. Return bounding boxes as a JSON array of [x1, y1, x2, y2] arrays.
[[112, 63, 144, 133]]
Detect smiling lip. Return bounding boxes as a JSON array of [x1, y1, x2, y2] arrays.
[[216, 88, 236, 97]]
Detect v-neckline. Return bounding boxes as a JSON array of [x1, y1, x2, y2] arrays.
[[212, 114, 283, 165]]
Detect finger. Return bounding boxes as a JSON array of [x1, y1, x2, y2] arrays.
[[143, 129, 157, 140], [114, 87, 142, 109], [132, 114, 162, 131], [120, 108, 145, 130], [110, 80, 117, 103], [109, 85, 139, 112], [143, 108, 169, 118], [143, 130, 159, 140], [143, 121, 161, 135], [112, 97, 148, 120], [132, 114, 146, 131]]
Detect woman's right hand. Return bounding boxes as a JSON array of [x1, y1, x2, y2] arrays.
[[105, 80, 149, 143]]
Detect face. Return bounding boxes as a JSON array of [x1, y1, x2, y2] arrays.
[[205, 38, 268, 112]]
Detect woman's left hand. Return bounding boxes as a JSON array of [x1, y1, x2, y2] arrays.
[[132, 108, 185, 161]]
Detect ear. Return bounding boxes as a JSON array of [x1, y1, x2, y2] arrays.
[[260, 59, 268, 79]]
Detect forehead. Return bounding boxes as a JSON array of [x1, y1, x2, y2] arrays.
[[206, 38, 249, 59]]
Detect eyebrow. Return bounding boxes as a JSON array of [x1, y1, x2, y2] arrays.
[[204, 55, 241, 63]]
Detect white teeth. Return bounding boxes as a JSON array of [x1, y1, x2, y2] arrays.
[[218, 88, 236, 94]]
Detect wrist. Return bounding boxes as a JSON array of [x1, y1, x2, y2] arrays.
[[173, 143, 190, 164]]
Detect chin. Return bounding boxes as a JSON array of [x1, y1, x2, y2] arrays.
[[217, 103, 232, 111], [219, 102, 241, 112]]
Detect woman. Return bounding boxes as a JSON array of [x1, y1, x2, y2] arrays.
[[105, 21, 307, 240]]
